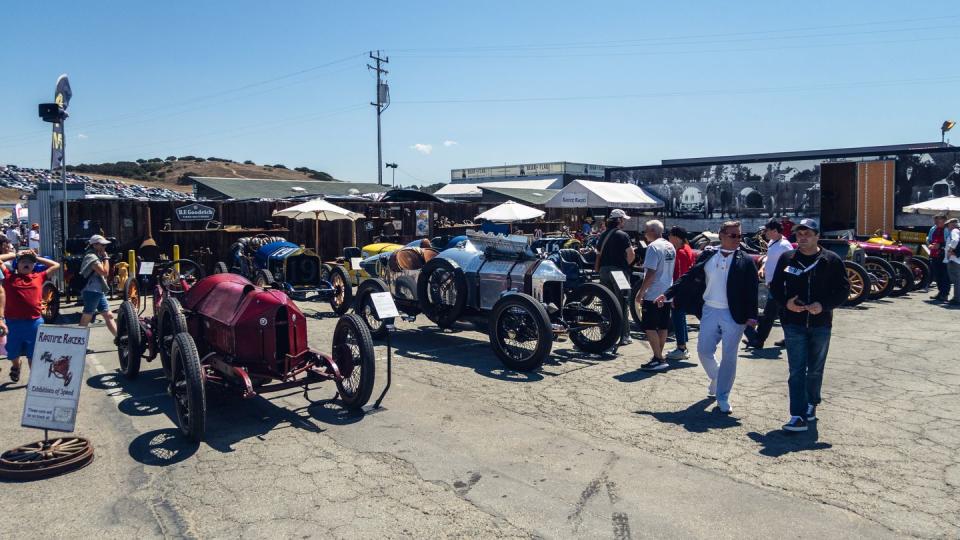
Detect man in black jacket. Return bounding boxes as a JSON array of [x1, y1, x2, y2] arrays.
[[655, 221, 758, 414], [769, 219, 849, 432]]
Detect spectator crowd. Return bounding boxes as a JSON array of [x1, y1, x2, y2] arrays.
[[0, 164, 193, 201]]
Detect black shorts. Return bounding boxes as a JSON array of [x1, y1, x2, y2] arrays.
[[640, 300, 671, 331]]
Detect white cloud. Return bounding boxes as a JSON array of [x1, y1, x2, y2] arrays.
[[443, 140, 458, 147], [77, 133, 88, 139], [411, 143, 433, 155]]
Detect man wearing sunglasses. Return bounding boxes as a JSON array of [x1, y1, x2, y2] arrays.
[[654, 221, 758, 413]]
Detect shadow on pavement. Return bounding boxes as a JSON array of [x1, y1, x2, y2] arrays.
[[746, 422, 832, 457], [128, 428, 199, 466], [613, 361, 696, 382], [742, 347, 783, 360], [0, 382, 26, 393], [635, 398, 742, 432]]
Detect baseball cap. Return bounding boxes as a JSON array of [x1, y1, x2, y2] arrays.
[[795, 218, 820, 233], [609, 209, 630, 220], [946, 218, 959, 225], [88, 234, 111, 245]]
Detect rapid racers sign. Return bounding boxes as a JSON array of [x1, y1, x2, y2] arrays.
[[21, 325, 90, 432]]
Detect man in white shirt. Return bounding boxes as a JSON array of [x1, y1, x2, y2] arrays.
[[945, 218, 960, 306], [744, 219, 793, 348], [5, 226, 20, 248], [27, 224, 40, 251], [636, 220, 676, 371]]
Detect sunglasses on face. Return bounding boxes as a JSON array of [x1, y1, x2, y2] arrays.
[[724, 233, 742, 239]]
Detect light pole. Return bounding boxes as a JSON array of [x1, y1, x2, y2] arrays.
[[942, 120, 955, 144], [385, 163, 398, 187]]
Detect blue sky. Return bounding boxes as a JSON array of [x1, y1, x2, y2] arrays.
[[1, 1, 958, 185]]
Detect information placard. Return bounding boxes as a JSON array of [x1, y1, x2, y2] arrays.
[[369, 292, 399, 319], [21, 325, 90, 433], [350, 258, 363, 270], [138, 261, 155, 275], [611, 270, 632, 291]]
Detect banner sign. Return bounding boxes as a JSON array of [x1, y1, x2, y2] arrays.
[[50, 74, 72, 171], [415, 209, 429, 236], [21, 325, 90, 433], [561, 192, 588, 205], [175, 203, 216, 222]]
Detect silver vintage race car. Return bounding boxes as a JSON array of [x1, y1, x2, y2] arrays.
[[352, 232, 623, 371]]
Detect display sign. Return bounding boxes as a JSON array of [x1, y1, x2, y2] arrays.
[[415, 209, 430, 236], [610, 271, 632, 291], [175, 203, 216, 222], [138, 261, 155, 275], [21, 325, 90, 433], [369, 292, 399, 319], [350, 257, 363, 269]]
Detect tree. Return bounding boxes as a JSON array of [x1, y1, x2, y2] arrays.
[[243, 160, 255, 165], [166, 156, 177, 161], [273, 164, 287, 169]]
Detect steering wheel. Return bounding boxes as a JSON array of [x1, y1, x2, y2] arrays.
[[157, 259, 205, 293]]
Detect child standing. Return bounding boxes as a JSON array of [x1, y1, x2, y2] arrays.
[[1, 250, 59, 382]]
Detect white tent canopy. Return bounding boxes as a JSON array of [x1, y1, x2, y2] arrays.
[[475, 200, 545, 222], [544, 179, 663, 209], [902, 195, 960, 218], [272, 198, 365, 252], [435, 178, 561, 199]]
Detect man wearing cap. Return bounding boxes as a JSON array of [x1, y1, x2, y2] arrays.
[[944, 218, 960, 305], [595, 209, 635, 346], [27, 223, 40, 251], [769, 218, 849, 432], [0, 249, 59, 383], [78, 235, 118, 337], [927, 214, 950, 301], [744, 219, 793, 349], [635, 219, 675, 370]]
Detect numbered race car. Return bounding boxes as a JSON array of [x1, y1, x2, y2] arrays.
[[115, 259, 376, 441], [353, 232, 623, 371], [217, 234, 352, 315]]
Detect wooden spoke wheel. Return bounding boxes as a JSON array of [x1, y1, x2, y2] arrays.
[[40, 281, 60, 324], [0, 437, 94, 481], [124, 277, 140, 312]]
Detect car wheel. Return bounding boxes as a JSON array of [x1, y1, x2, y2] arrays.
[[332, 313, 376, 410], [416, 258, 467, 329], [843, 261, 870, 307], [40, 281, 60, 324], [353, 278, 392, 340], [170, 332, 206, 442], [254, 268, 275, 287], [213, 262, 228, 274], [887, 260, 912, 297], [567, 282, 623, 354], [124, 277, 140, 312], [906, 258, 930, 291], [158, 297, 188, 379], [328, 265, 353, 316], [489, 293, 552, 372], [116, 301, 142, 379], [864, 256, 895, 300]]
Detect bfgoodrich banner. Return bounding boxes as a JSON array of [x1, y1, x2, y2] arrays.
[[21, 325, 90, 433]]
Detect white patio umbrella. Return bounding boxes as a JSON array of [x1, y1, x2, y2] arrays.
[[475, 200, 545, 223], [272, 198, 365, 252], [902, 195, 960, 218]]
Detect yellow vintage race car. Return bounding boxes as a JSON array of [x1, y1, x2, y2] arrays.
[[330, 242, 404, 285]]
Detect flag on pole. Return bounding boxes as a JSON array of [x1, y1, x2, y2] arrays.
[[50, 74, 72, 171]]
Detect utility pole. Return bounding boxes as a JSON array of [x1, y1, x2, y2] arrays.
[[368, 51, 390, 185], [386, 162, 398, 187]]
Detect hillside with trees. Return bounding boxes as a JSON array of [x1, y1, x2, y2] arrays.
[[67, 156, 338, 185]]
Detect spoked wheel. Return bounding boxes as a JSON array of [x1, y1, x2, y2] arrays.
[[489, 293, 552, 371], [170, 332, 206, 442], [888, 260, 913, 297], [159, 259, 204, 293], [353, 278, 393, 339], [40, 281, 60, 324], [0, 437, 94, 481], [158, 297, 188, 379], [328, 265, 353, 316], [116, 301, 143, 379], [864, 256, 895, 300], [629, 281, 644, 326], [254, 268, 275, 287], [906, 258, 930, 291], [332, 313, 376, 409], [124, 277, 140, 312], [566, 283, 623, 354], [319, 264, 333, 284], [843, 261, 870, 307], [417, 259, 467, 328]]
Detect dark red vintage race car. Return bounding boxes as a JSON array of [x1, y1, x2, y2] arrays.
[[115, 259, 376, 442]]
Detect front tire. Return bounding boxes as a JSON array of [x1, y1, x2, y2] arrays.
[[567, 283, 623, 354], [843, 261, 870, 307], [906, 258, 930, 291], [158, 297, 188, 379], [170, 332, 206, 442], [328, 265, 353, 316], [40, 282, 60, 324], [254, 268, 275, 287], [116, 301, 142, 379], [864, 256, 895, 300], [888, 260, 912, 297], [354, 278, 393, 339], [333, 313, 376, 410], [417, 258, 467, 328], [123, 277, 140, 312], [489, 293, 552, 371]]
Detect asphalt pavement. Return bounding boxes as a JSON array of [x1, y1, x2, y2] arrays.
[[0, 289, 956, 539]]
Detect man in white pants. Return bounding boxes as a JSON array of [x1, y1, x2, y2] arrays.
[[656, 221, 758, 413]]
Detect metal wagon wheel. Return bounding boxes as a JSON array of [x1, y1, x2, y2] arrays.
[[0, 437, 94, 481]]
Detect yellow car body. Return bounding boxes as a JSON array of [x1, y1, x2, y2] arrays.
[[335, 242, 404, 285]]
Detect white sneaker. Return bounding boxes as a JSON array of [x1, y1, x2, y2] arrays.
[[665, 348, 690, 360], [707, 379, 717, 398], [716, 399, 732, 414]]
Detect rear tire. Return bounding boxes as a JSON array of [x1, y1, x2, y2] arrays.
[[567, 283, 623, 354], [328, 265, 353, 316], [864, 256, 895, 300], [158, 297, 188, 379], [333, 313, 376, 409], [254, 268, 274, 287], [353, 278, 392, 339], [489, 293, 552, 371], [116, 301, 142, 379], [417, 258, 467, 328], [843, 261, 870, 307], [888, 260, 912, 297], [171, 332, 206, 442], [906, 258, 930, 291], [213, 262, 228, 274]]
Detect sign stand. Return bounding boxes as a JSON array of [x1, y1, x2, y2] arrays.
[[610, 271, 633, 354], [0, 325, 95, 481], [364, 291, 398, 413]]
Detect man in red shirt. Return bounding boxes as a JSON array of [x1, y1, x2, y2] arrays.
[[665, 226, 696, 360], [0, 250, 60, 383], [928, 215, 950, 301]]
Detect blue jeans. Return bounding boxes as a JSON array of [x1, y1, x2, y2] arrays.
[[671, 308, 688, 347], [783, 324, 832, 417], [82, 290, 109, 314]]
